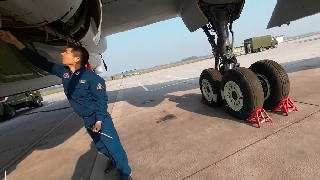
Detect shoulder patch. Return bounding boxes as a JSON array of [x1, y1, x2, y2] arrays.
[[97, 83, 104, 90], [63, 73, 69, 78]]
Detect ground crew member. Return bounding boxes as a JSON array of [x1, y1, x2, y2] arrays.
[[247, 42, 251, 54], [0, 30, 132, 180]]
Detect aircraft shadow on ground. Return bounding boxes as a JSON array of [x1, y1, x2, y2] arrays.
[[0, 72, 128, 180], [0, 111, 98, 179], [1, 57, 319, 179], [108, 79, 263, 128], [280, 57, 320, 73], [106, 57, 320, 126], [1, 117, 128, 180]]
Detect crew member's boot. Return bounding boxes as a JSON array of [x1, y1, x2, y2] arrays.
[[120, 172, 132, 180], [104, 160, 116, 173]]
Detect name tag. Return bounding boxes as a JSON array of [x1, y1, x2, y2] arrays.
[[79, 80, 86, 84]]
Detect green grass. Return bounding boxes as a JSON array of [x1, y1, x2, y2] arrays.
[[105, 56, 213, 82], [41, 89, 64, 96], [41, 56, 213, 95]]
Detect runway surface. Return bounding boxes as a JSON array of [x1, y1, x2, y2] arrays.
[[1, 34, 320, 180]]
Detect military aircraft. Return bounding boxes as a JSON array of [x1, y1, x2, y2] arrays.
[[0, 0, 319, 120]]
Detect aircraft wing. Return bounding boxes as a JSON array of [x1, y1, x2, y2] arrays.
[[100, 0, 208, 36], [0, 0, 209, 97], [101, 0, 177, 36], [267, 0, 320, 29]]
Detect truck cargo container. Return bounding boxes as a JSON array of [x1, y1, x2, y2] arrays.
[[244, 35, 278, 54]]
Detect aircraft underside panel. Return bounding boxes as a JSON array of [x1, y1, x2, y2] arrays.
[[101, 0, 179, 36], [0, 75, 62, 98], [267, 0, 320, 29], [0, 39, 62, 97], [0, 0, 82, 24], [0, 0, 107, 97], [100, 0, 217, 36]]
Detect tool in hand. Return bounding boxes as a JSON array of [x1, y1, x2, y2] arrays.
[[85, 126, 113, 139]]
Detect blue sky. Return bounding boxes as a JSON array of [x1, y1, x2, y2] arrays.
[[101, 0, 320, 77]]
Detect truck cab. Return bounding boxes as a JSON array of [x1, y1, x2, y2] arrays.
[[0, 90, 43, 120]]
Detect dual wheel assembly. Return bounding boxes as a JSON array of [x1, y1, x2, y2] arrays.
[[199, 59, 290, 120]]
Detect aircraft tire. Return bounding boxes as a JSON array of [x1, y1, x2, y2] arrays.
[[199, 68, 223, 107], [221, 67, 264, 120], [249, 59, 290, 110]]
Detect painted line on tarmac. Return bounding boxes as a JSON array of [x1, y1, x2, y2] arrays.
[[139, 83, 149, 91], [166, 76, 188, 79], [0, 117, 22, 128], [150, 78, 196, 92], [0, 112, 75, 174]]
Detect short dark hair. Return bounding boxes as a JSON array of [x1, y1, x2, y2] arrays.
[[67, 44, 89, 67]]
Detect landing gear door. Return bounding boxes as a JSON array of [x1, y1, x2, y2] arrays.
[[179, 0, 208, 32]]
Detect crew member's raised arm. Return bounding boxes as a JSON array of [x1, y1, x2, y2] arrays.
[[0, 30, 64, 78], [20, 47, 65, 78]]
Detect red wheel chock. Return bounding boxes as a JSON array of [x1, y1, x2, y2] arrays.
[[272, 97, 298, 116], [201, 97, 207, 105], [246, 108, 273, 128]]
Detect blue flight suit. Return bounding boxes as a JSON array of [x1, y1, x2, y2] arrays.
[[19, 47, 131, 177]]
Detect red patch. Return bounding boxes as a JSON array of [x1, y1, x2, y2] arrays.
[[63, 73, 69, 78]]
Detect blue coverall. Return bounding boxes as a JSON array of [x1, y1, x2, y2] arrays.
[[20, 47, 131, 177]]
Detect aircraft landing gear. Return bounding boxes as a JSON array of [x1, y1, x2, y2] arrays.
[[198, 2, 291, 121]]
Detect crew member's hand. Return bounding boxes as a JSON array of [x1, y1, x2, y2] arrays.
[[0, 30, 18, 44], [92, 121, 102, 132], [0, 30, 25, 50]]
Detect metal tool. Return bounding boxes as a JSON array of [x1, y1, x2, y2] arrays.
[[85, 126, 113, 139]]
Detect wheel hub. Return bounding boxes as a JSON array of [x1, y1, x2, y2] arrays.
[[232, 91, 238, 100], [202, 79, 214, 101], [224, 81, 243, 111], [206, 86, 210, 94], [256, 73, 271, 100]]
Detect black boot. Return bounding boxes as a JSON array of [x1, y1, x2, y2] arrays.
[[120, 172, 132, 180], [104, 160, 116, 173]]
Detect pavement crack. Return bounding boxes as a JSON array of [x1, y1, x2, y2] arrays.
[[109, 79, 125, 116], [282, 59, 311, 68], [292, 100, 320, 107], [0, 143, 31, 154], [179, 108, 320, 180], [44, 128, 81, 140], [0, 112, 75, 174], [0, 116, 37, 137]]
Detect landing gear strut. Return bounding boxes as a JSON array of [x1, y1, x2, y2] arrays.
[[198, 1, 291, 121]]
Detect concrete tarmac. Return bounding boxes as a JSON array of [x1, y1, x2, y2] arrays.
[[1, 34, 320, 180]]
